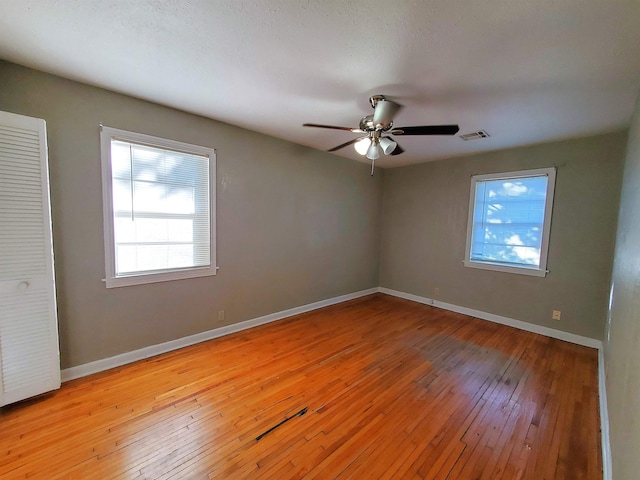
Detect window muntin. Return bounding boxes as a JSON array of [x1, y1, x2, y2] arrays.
[[464, 167, 556, 277], [101, 127, 216, 287]]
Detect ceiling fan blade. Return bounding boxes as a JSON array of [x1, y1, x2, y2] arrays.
[[303, 123, 363, 133], [389, 142, 404, 156], [373, 100, 402, 129], [327, 138, 360, 152], [391, 125, 460, 136]]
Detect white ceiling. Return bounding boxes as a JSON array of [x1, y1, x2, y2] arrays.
[[1, 1, 640, 167]]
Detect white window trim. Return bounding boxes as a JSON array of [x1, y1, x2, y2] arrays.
[[100, 126, 217, 288], [463, 167, 556, 277]]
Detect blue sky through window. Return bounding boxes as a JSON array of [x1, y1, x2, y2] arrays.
[[470, 175, 549, 267]]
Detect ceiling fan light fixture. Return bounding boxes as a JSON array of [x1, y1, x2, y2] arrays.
[[354, 137, 371, 155], [379, 137, 397, 155], [366, 141, 380, 160]]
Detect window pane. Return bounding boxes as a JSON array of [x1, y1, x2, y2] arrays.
[[111, 141, 133, 178], [130, 181, 196, 214], [109, 136, 211, 278], [112, 178, 132, 213], [471, 242, 541, 266], [114, 217, 194, 243], [470, 175, 549, 267], [116, 244, 197, 274]]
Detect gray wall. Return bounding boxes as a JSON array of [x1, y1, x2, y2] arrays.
[[0, 61, 382, 368], [0, 58, 629, 374], [605, 94, 640, 479], [379, 133, 626, 339]]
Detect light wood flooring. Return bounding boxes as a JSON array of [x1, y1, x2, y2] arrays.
[[0, 293, 602, 479]]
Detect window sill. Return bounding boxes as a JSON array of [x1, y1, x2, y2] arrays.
[[104, 265, 217, 288], [463, 260, 548, 277]]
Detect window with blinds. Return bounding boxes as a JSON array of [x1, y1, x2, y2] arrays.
[[100, 127, 216, 287], [464, 167, 556, 277]]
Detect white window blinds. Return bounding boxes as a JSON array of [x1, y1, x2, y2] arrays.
[[464, 167, 556, 277], [101, 127, 216, 287]]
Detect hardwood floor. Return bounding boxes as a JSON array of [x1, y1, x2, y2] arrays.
[[0, 293, 602, 479]]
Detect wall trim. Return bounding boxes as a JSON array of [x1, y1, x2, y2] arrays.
[[377, 287, 603, 349], [61, 287, 378, 382], [598, 347, 613, 480]]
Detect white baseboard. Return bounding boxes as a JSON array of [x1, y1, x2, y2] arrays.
[[61, 287, 378, 382], [598, 347, 612, 480], [378, 287, 602, 349], [63, 286, 601, 381]]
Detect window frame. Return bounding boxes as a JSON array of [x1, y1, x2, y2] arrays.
[[100, 126, 217, 288], [463, 167, 556, 277]]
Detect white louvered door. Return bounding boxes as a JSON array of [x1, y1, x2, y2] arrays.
[[0, 111, 60, 406]]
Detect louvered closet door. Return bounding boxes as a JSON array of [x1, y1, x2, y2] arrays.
[[0, 111, 60, 406]]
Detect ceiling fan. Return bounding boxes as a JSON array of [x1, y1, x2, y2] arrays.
[[303, 95, 459, 174]]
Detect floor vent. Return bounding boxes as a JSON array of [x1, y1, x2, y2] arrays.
[[460, 130, 490, 141]]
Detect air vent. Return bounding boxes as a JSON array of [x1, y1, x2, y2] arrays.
[[460, 130, 490, 141]]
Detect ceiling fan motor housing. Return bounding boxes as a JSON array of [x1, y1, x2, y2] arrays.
[[359, 115, 389, 137]]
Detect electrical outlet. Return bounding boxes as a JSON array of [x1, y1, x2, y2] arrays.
[[217, 310, 225, 322], [552, 310, 561, 321], [434, 287, 440, 297]]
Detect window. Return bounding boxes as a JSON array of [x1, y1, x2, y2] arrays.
[[100, 126, 216, 287], [464, 167, 556, 277]]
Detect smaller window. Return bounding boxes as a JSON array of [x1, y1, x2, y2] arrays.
[[100, 126, 216, 287], [464, 167, 556, 277]]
